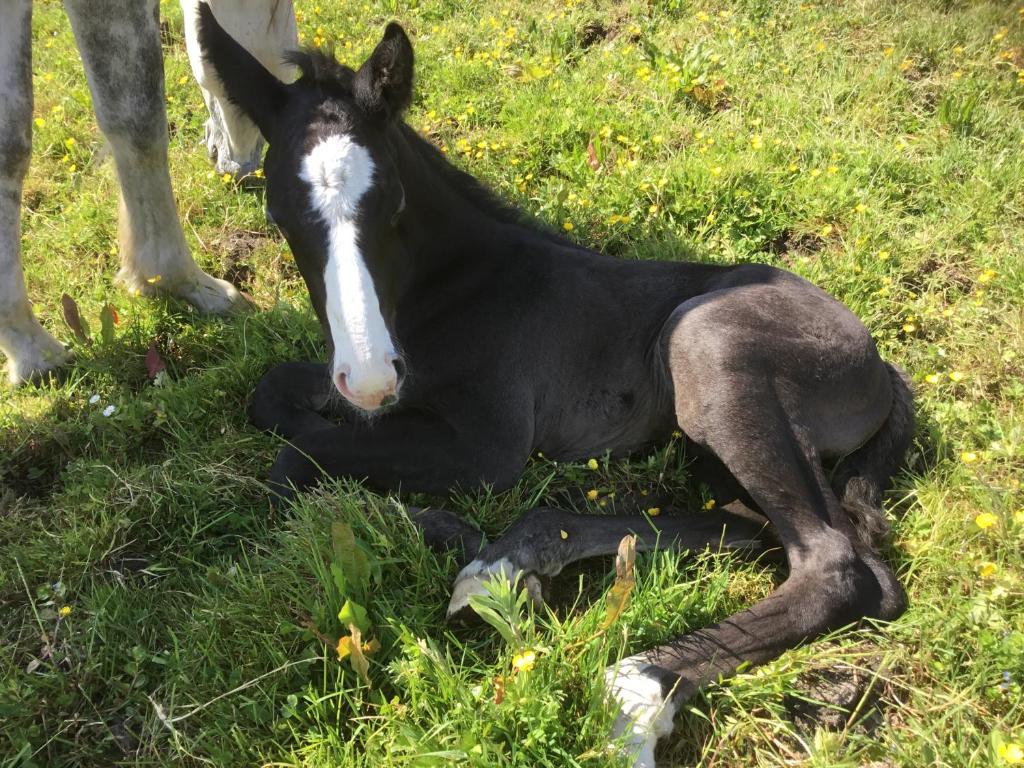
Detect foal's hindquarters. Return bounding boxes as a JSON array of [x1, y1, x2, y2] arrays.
[[450, 269, 912, 767], [0, 0, 296, 385]]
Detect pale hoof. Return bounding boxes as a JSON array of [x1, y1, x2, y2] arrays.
[[604, 659, 677, 768], [120, 267, 247, 315], [446, 558, 543, 623], [175, 271, 247, 315], [3, 323, 70, 386]]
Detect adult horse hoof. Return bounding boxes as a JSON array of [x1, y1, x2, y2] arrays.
[[3, 325, 71, 387], [446, 558, 544, 624]]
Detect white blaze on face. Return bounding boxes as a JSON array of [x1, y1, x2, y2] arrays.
[[300, 134, 398, 408]]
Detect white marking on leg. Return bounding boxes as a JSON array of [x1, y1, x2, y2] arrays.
[[300, 135, 398, 406], [604, 657, 677, 768]]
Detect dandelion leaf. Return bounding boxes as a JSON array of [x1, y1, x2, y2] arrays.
[[99, 303, 117, 344], [331, 521, 370, 601], [61, 293, 91, 345], [338, 598, 370, 634]]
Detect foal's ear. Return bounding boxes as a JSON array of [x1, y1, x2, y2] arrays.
[[354, 23, 414, 118], [197, 3, 287, 140]]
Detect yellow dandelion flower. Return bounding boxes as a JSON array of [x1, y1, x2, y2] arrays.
[[34, 117, 45, 128], [646, 506, 661, 516], [998, 742, 1024, 764], [221, 172, 232, 183], [820, 224, 833, 238], [64, 137, 76, 149], [587, 458, 599, 470], [878, 250, 890, 260], [512, 649, 537, 672], [974, 512, 998, 529], [711, 165, 722, 176], [855, 203, 868, 214], [827, 165, 839, 175], [810, 168, 822, 178], [648, 204, 659, 214], [903, 322, 916, 333], [563, 221, 574, 232], [961, 451, 978, 463], [978, 269, 997, 284], [703, 499, 716, 510], [586, 489, 599, 501], [949, 371, 964, 383], [925, 373, 940, 384], [1014, 509, 1024, 525], [68, 163, 77, 173], [59, 605, 72, 617], [978, 562, 998, 578], [750, 135, 763, 150]]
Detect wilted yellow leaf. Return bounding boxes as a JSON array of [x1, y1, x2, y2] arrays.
[[600, 534, 636, 630]]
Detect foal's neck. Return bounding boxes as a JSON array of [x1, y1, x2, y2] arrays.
[[391, 123, 533, 254]]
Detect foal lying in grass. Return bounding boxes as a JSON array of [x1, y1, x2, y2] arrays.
[[201, 9, 914, 765]]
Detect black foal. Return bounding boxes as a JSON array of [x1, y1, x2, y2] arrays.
[[200, 9, 913, 765]]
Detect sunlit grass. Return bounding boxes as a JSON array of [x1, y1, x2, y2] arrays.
[[2, 0, 1022, 766]]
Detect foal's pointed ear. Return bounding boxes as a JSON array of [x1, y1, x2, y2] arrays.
[[197, 2, 287, 140], [354, 23, 414, 118]]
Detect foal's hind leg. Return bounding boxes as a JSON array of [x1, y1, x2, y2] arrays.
[[0, 0, 70, 384], [64, 0, 243, 314], [604, 291, 907, 767]]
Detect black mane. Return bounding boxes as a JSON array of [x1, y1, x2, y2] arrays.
[[283, 48, 355, 91]]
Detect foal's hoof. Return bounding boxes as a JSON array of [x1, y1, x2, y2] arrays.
[[446, 558, 544, 624]]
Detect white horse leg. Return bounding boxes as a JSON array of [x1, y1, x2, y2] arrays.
[[0, 0, 70, 384], [63, 0, 243, 313], [181, 0, 297, 177]]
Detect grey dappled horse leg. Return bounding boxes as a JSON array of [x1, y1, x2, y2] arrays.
[[181, 0, 297, 177], [408, 507, 486, 568], [447, 507, 774, 621], [249, 361, 339, 439], [63, 0, 242, 313], [0, 0, 70, 384]]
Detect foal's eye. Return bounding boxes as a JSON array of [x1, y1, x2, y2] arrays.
[[390, 185, 406, 227]]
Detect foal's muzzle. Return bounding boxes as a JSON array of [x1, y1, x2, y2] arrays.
[[333, 354, 405, 411]]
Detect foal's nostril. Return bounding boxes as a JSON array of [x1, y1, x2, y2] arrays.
[[391, 355, 407, 385]]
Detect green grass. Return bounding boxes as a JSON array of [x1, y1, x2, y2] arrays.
[[2, 0, 1023, 765]]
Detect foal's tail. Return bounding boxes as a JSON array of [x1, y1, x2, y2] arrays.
[[831, 363, 916, 550]]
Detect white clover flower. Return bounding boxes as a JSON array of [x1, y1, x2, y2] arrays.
[[88, 394, 100, 404], [102, 405, 116, 417]]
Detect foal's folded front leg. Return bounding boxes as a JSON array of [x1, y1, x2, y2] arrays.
[[446, 507, 774, 621], [267, 410, 529, 502]]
